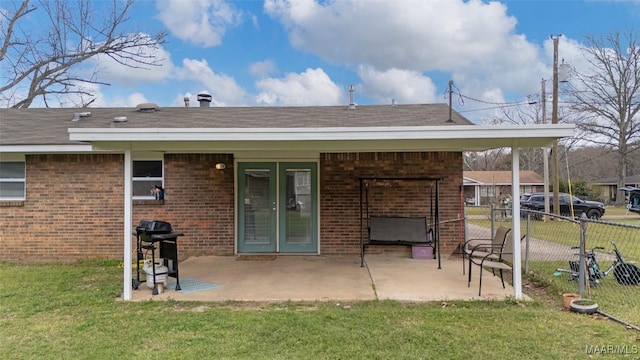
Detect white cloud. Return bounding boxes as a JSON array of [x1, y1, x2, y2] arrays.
[[91, 36, 174, 85], [264, 0, 555, 106], [357, 66, 439, 104], [80, 86, 148, 108], [255, 68, 343, 106], [265, 0, 520, 70], [175, 58, 248, 106], [156, 0, 242, 47], [24, 82, 149, 108], [249, 60, 277, 77]]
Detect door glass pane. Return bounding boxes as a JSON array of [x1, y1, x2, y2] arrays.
[[284, 169, 312, 245], [244, 169, 271, 244]]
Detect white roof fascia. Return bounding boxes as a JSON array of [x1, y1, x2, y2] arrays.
[[69, 124, 575, 142], [0, 144, 96, 153]]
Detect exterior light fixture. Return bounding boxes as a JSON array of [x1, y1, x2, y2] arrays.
[[215, 162, 226, 170]]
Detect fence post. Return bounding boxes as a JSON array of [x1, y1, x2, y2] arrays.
[[525, 212, 530, 273], [490, 203, 495, 238], [578, 218, 587, 297]]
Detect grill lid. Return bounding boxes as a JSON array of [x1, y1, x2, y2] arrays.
[[137, 219, 172, 234]]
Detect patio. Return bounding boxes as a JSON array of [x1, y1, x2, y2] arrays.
[[127, 253, 519, 302]]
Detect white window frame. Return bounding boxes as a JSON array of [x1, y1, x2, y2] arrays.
[[0, 156, 26, 201], [132, 154, 164, 200]]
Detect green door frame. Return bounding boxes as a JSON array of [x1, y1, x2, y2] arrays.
[[237, 162, 277, 253], [237, 161, 318, 253]]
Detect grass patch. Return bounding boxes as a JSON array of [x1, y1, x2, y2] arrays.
[[526, 259, 640, 327], [0, 260, 638, 359]]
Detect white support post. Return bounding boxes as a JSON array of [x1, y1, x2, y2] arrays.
[[123, 149, 133, 301], [511, 147, 523, 300]]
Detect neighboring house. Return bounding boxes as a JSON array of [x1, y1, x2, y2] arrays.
[[0, 100, 573, 300], [463, 171, 544, 205], [592, 175, 640, 204]]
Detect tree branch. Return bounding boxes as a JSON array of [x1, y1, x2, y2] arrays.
[[1, 0, 167, 108]]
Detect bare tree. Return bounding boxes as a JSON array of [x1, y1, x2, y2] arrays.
[[0, 0, 167, 108], [498, 102, 546, 173], [568, 30, 640, 204], [463, 148, 509, 171]]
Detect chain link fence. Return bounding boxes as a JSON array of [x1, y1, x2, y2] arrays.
[[465, 205, 640, 329]]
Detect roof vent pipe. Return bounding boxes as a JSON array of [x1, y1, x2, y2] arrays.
[[197, 93, 212, 107], [348, 85, 356, 110]]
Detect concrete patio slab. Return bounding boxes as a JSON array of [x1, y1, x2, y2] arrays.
[[364, 253, 516, 301], [129, 255, 376, 302], [127, 253, 519, 302]]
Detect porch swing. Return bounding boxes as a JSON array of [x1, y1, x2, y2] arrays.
[[359, 177, 442, 269]]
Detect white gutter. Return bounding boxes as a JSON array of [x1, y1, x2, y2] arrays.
[[0, 144, 95, 153]]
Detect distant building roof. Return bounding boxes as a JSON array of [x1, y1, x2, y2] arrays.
[[592, 175, 640, 186], [463, 171, 544, 185]]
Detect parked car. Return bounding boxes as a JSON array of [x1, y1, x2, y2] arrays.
[[520, 192, 605, 220], [520, 193, 532, 202], [620, 186, 640, 215]]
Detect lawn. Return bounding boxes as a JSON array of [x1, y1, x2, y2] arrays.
[[1, 260, 639, 359], [467, 210, 640, 329]]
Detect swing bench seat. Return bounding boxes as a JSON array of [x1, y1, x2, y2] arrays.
[[362, 216, 433, 261]]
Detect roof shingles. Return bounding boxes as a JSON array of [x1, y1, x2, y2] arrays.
[[0, 104, 472, 146]]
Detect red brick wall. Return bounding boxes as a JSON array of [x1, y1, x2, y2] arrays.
[[0, 154, 123, 261], [137, 154, 235, 258], [0, 151, 463, 262], [0, 153, 235, 262], [320, 152, 464, 256]]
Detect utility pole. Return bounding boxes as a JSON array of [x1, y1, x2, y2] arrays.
[[447, 80, 454, 122], [551, 34, 562, 216], [541, 79, 550, 216]]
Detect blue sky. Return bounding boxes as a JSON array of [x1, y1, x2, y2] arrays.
[[5, 0, 640, 123]]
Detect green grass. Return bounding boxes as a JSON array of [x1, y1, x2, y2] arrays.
[[527, 260, 640, 325], [468, 218, 640, 256], [1, 260, 639, 359], [467, 214, 640, 329], [465, 205, 640, 218]]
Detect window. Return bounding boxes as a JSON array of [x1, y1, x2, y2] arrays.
[[133, 159, 163, 199], [520, 185, 533, 194], [0, 161, 26, 200], [480, 186, 495, 198]]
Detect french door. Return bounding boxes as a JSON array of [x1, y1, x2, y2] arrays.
[[237, 162, 318, 253]]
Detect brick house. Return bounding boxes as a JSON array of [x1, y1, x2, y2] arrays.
[[463, 170, 545, 205], [0, 103, 573, 299]]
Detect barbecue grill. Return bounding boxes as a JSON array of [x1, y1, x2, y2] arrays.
[[133, 219, 183, 294]]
